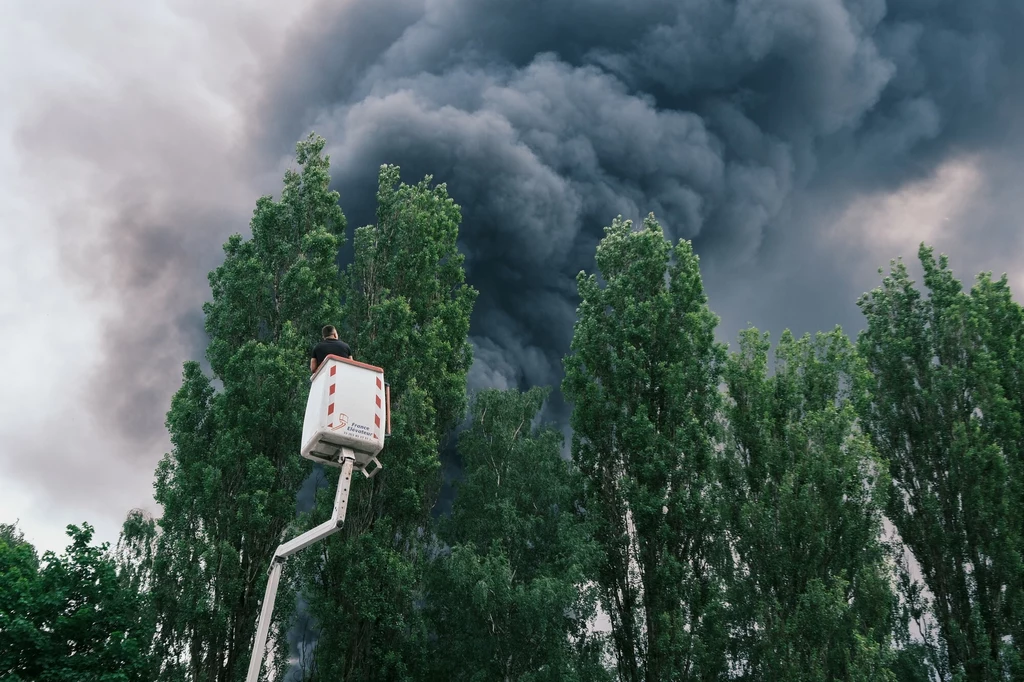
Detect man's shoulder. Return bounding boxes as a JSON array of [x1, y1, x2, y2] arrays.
[[315, 339, 351, 356]]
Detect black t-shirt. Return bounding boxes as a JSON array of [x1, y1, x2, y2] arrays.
[[311, 339, 352, 366]]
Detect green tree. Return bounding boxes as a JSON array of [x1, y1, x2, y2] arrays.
[[856, 245, 1024, 680], [424, 387, 610, 682], [292, 165, 477, 681], [0, 522, 39, 679], [0, 522, 158, 681], [119, 133, 348, 682], [722, 327, 898, 681], [562, 214, 729, 682]]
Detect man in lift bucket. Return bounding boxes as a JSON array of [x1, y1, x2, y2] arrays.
[[310, 325, 352, 374]]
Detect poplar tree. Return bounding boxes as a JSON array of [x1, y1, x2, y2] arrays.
[[291, 166, 477, 681], [722, 327, 898, 681], [857, 246, 1023, 680], [119, 134, 347, 682], [424, 387, 610, 681], [562, 214, 729, 682]]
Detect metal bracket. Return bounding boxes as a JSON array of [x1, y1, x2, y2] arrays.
[[360, 455, 382, 478]]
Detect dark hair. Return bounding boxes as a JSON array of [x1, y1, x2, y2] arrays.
[[322, 325, 337, 339]]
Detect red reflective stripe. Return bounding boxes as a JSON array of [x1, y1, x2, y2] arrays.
[[374, 415, 380, 427], [328, 403, 335, 415], [329, 384, 336, 395], [330, 365, 336, 377]]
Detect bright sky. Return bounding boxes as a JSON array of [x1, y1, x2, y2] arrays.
[[1, 7, 109, 552], [0, 0, 316, 554]]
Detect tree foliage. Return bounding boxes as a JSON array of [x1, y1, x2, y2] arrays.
[[423, 387, 610, 682], [291, 165, 477, 681], [77, 125, 1023, 682], [119, 133, 347, 682], [0, 523, 158, 681], [562, 214, 729, 682], [857, 246, 1024, 680], [723, 327, 899, 681]]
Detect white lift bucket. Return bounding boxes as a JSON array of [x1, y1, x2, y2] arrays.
[[301, 355, 390, 477]]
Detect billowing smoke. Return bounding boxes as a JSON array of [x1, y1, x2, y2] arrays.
[[255, 0, 1023, 413]]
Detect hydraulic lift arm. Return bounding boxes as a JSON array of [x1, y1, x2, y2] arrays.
[[245, 451, 356, 682]]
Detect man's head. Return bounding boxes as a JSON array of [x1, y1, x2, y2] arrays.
[[322, 325, 338, 340]]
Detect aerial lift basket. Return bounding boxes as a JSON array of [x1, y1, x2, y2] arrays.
[[300, 355, 391, 477]]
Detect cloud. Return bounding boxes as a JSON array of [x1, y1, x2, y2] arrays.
[[0, 0, 320, 551], [256, 0, 1023, 411]]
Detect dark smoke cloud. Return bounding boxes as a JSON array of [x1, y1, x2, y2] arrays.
[[256, 0, 1023, 422]]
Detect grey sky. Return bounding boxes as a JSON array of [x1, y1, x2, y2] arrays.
[[2, 0, 1022, 554], [0, 0, 316, 551]]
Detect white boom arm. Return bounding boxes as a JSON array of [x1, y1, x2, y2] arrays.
[[245, 451, 356, 682]]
